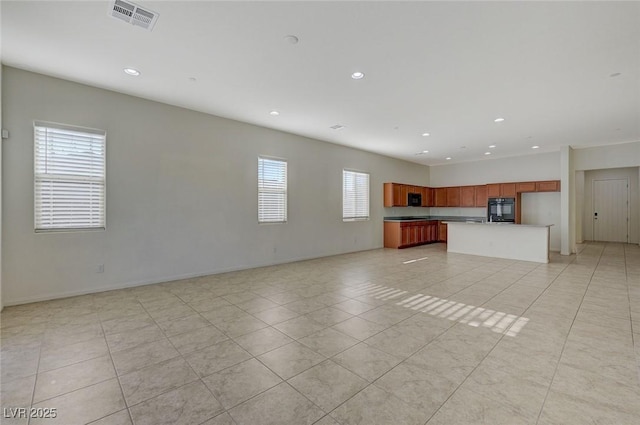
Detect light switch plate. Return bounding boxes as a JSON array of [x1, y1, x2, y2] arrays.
[[1, 129, 9, 139]]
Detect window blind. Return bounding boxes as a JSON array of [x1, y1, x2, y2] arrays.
[[34, 122, 106, 231], [343, 170, 369, 220], [258, 157, 287, 223]]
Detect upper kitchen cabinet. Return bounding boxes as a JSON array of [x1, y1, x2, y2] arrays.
[[384, 183, 408, 207], [434, 188, 447, 207], [501, 183, 517, 197], [487, 183, 516, 197], [536, 180, 560, 192], [460, 186, 476, 207], [446, 187, 461, 207], [516, 182, 536, 193], [475, 185, 487, 207], [487, 184, 501, 198], [422, 187, 434, 207]]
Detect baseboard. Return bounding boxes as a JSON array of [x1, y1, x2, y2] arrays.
[[2, 246, 381, 307]]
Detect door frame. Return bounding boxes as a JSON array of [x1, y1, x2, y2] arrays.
[[591, 178, 630, 243]]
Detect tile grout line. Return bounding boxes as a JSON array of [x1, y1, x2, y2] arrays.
[[623, 244, 640, 385], [24, 319, 46, 425], [302, 254, 565, 424], [5, 242, 631, 425], [533, 243, 606, 425], [96, 299, 139, 425], [417, 254, 576, 425], [130, 297, 227, 424]]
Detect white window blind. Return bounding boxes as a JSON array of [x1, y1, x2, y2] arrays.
[[343, 170, 369, 221], [34, 122, 106, 231], [258, 157, 287, 223]]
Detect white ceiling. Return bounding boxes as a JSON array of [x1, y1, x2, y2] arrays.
[[2, 1, 639, 165]]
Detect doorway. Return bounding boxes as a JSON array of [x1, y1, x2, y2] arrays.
[[592, 179, 629, 242]]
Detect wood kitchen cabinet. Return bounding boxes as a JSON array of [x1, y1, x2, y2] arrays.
[[384, 221, 439, 248], [384, 180, 559, 209], [536, 180, 560, 192], [487, 183, 516, 197], [516, 182, 536, 193], [446, 187, 461, 207], [501, 183, 517, 198], [438, 222, 447, 242], [384, 183, 408, 207], [383, 183, 394, 207], [400, 185, 409, 205], [460, 186, 476, 207], [421, 187, 434, 207], [475, 185, 487, 207], [434, 188, 447, 207], [487, 184, 501, 198]]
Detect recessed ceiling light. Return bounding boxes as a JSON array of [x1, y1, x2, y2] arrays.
[[330, 124, 345, 130], [284, 35, 299, 44], [188, 77, 197, 82], [609, 72, 621, 78], [351, 72, 365, 80], [484, 152, 491, 155], [446, 157, 452, 160], [421, 132, 430, 137], [123, 68, 140, 76], [494, 117, 505, 123], [422, 150, 429, 153], [488, 144, 496, 148], [269, 110, 280, 116], [531, 145, 540, 149]]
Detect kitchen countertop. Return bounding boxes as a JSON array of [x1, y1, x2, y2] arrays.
[[383, 216, 485, 223], [444, 221, 553, 228]]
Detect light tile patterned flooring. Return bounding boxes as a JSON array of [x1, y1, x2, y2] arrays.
[[1, 242, 639, 425]]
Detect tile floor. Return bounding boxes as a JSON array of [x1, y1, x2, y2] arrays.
[[1, 242, 639, 425]]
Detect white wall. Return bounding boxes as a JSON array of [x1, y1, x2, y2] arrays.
[[2, 67, 429, 305], [573, 142, 640, 246], [575, 170, 584, 243], [573, 142, 640, 171], [581, 167, 639, 244], [429, 152, 560, 186], [521, 192, 561, 251]]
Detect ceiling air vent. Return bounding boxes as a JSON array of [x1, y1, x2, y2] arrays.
[[330, 124, 346, 130], [109, 0, 159, 31]]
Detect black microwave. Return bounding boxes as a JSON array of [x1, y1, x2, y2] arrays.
[[408, 192, 422, 207]]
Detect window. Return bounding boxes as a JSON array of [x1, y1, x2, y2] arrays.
[[258, 157, 287, 223], [343, 170, 369, 221], [34, 122, 106, 231]]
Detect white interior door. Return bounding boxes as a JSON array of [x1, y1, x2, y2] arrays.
[[593, 179, 628, 242]]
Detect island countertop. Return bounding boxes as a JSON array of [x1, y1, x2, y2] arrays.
[[442, 221, 553, 228]]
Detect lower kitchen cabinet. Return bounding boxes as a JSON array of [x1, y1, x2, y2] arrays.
[[384, 221, 440, 249], [438, 222, 447, 242]]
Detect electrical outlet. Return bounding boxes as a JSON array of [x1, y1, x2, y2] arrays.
[[97, 264, 104, 273]]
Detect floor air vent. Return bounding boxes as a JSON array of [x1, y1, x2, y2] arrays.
[[109, 0, 159, 31]]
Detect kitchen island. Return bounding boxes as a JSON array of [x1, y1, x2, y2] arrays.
[[445, 222, 552, 263]]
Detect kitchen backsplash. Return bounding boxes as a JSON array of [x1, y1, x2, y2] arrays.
[[383, 207, 486, 218], [429, 207, 486, 217], [383, 207, 431, 217]]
